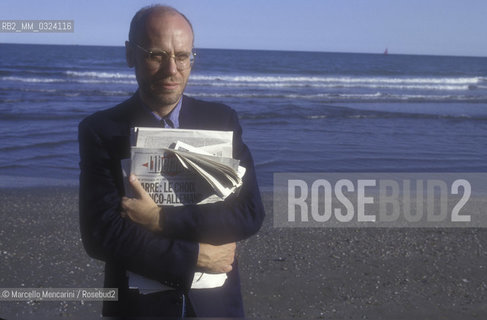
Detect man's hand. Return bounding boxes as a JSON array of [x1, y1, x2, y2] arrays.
[[121, 174, 162, 232], [197, 242, 236, 274]]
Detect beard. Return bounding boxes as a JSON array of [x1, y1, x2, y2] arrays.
[[139, 76, 187, 110]]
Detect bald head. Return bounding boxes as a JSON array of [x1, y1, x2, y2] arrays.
[[128, 5, 194, 45], [125, 5, 195, 116]]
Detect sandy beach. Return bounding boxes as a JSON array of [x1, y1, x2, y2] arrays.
[[1, 187, 487, 319]]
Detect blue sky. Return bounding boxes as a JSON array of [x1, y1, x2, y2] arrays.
[[1, 0, 486, 57]]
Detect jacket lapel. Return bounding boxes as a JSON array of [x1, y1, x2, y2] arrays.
[[125, 92, 163, 129], [179, 95, 196, 129]]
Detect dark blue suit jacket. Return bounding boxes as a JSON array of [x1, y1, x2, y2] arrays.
[[78, 93, 265, 317]]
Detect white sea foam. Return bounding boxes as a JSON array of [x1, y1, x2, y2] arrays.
[[4, 71, 483, 93], [189, 74, 483, 85], [187, 92, 482, 102], [188, 80, 469, 91], [65, 70, 135, 79], [3, 74, 471, 91], [76, 79, 137, 85], [2, 76, 64, 83], [2, 77, 137, 85], [188, 74, 482, 92]]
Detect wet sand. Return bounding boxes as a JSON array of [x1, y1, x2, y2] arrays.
[[1, 187, 486, 319]]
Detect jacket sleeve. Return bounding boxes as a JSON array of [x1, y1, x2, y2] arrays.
[[161, 109, 266, 245], [78, 118, 198, 290]]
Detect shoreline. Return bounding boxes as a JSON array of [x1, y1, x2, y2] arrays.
[[1, 188, 487, 319], [0, 175, 79, 189]]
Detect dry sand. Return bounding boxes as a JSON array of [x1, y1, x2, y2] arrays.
[[1, 187, 486, 319]]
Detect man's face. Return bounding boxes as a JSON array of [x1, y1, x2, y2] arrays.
[[128, 12, 194, 112]]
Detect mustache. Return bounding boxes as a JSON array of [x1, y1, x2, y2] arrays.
[[151, 75, 180, 82]]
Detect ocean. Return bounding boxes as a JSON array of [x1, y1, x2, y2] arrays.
[[1, 43, 487, 188]]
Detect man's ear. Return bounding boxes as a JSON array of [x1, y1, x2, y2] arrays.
[[125, 41, 135, 68]]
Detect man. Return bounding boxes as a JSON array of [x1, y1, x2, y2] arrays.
[[78, 5, 265, 318]]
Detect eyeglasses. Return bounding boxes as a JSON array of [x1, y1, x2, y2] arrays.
[[130, 41, 195, 71]]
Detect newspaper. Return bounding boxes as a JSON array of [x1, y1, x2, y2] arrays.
[[124, 127, 245, 206], [135, 127, 233, 157], [122, 127, 246, 291]]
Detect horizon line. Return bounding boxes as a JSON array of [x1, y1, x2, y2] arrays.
[[1, 41, 486, 59]]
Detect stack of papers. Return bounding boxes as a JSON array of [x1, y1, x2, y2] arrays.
[[123, 127, 245, 206]]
